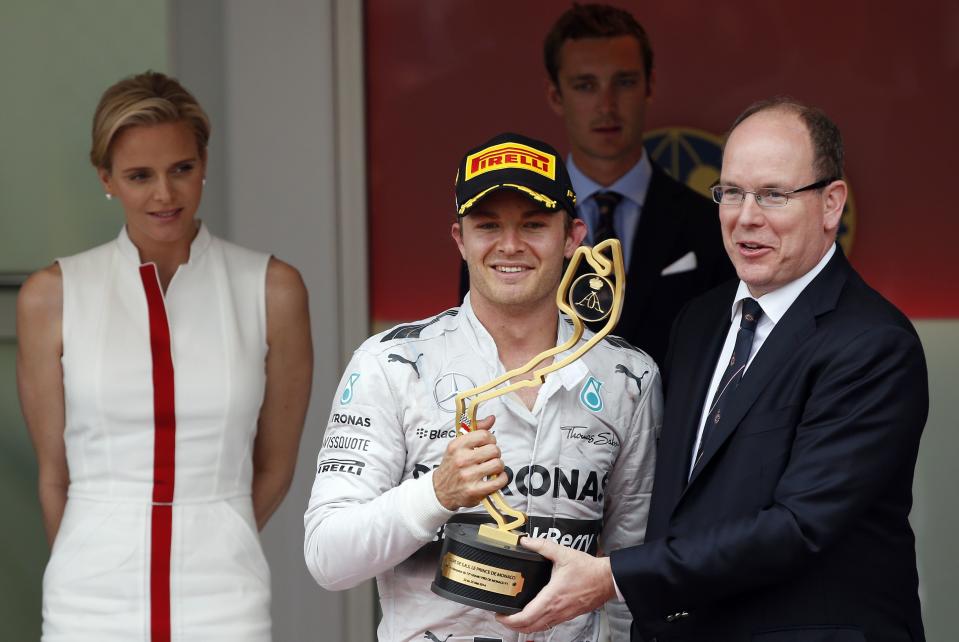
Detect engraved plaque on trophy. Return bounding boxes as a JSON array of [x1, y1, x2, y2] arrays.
[[430, 239, 626, 614]]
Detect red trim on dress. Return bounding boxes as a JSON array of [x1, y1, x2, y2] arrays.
[[139, 265, 176, 642]]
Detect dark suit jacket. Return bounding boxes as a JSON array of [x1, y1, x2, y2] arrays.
[[610, 247, 928, 642], [457, 162, 734, 366], [607, 162, 734, 366]]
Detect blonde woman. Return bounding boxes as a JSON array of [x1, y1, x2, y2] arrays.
[[17, 71, 312, 641]]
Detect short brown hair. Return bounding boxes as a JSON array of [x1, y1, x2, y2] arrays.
[[90, 71, 210, 171], [728, 96, 844, 181], [544, 3, 654, 88]]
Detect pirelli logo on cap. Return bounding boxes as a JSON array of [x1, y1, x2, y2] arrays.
[[464, 142, 555, 181]]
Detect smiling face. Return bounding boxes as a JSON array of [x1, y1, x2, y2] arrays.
[[452, 190, 587, 313], [547, 35, 653, 178], [98, 121, 206, 250], [719, 110, 846, 297]]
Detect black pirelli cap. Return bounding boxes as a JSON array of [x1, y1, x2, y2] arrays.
[[454, 132, 577, 217]]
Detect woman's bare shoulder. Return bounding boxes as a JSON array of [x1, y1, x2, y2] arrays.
[[18, 264, 63, 318]]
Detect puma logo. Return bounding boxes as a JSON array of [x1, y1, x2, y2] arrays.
[[616, 363, 648, 392], [388, 353, 423, 378]]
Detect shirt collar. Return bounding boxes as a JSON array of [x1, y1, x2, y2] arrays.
[[460, 293, 499, 364], [116, 221, 212, 267], [554, 318, 590, 390], [460, 294, 589, 391], [566, 151, 653, 207], [730, 243, 837, 324]]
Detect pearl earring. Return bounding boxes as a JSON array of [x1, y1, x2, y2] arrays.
[[202, 178, 207, 186], [105, 193, 113, 200]]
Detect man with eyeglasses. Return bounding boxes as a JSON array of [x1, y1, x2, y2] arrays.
[[497, 97, 928, 642]]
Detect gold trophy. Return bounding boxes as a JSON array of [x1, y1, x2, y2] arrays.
[[430, 238, 626, 614]]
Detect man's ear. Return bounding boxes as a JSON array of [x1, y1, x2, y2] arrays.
[[822, 180, 848, 234], [451, 220, 467, 260], [546, 80, 565, 117], [565, 217, 588, 258]]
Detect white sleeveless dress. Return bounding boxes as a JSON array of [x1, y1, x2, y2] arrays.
[[43, 224, 272, 641]]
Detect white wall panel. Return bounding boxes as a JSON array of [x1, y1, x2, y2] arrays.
[[913, 320, 958, 642]]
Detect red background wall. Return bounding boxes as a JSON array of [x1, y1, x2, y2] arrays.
[[366, 0, 959, 322]]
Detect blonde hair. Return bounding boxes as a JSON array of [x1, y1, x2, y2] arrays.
[[90, 70, 210, 171]]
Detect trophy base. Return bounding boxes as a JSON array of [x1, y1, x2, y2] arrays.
[[430, 523, 551, 614]]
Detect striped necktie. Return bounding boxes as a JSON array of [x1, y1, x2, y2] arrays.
[[693, 297, 764, 469], [592, 191, 623, 245]]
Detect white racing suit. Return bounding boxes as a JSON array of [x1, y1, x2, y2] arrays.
[[304, 296, 661, 642]]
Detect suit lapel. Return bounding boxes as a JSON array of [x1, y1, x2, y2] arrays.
[[654, 288, 732, 525], [684, 247, 849, 490], [684, 306, 814, 489]]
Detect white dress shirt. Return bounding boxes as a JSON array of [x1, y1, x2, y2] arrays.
[[688, 243, 837, 477], [567, 152, 653, 269]]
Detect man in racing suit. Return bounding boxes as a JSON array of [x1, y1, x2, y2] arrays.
[[304, 133, 661, 642]]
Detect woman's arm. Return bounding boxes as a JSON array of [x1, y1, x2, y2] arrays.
[[16, 265, 68, 546], [252, 257, 312, 529]]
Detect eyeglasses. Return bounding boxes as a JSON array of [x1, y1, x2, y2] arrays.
[[711, 178, 838, 208]]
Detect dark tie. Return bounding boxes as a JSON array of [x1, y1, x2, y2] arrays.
[[693, 298, 764, 469], [592, 191, 623, 245]]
